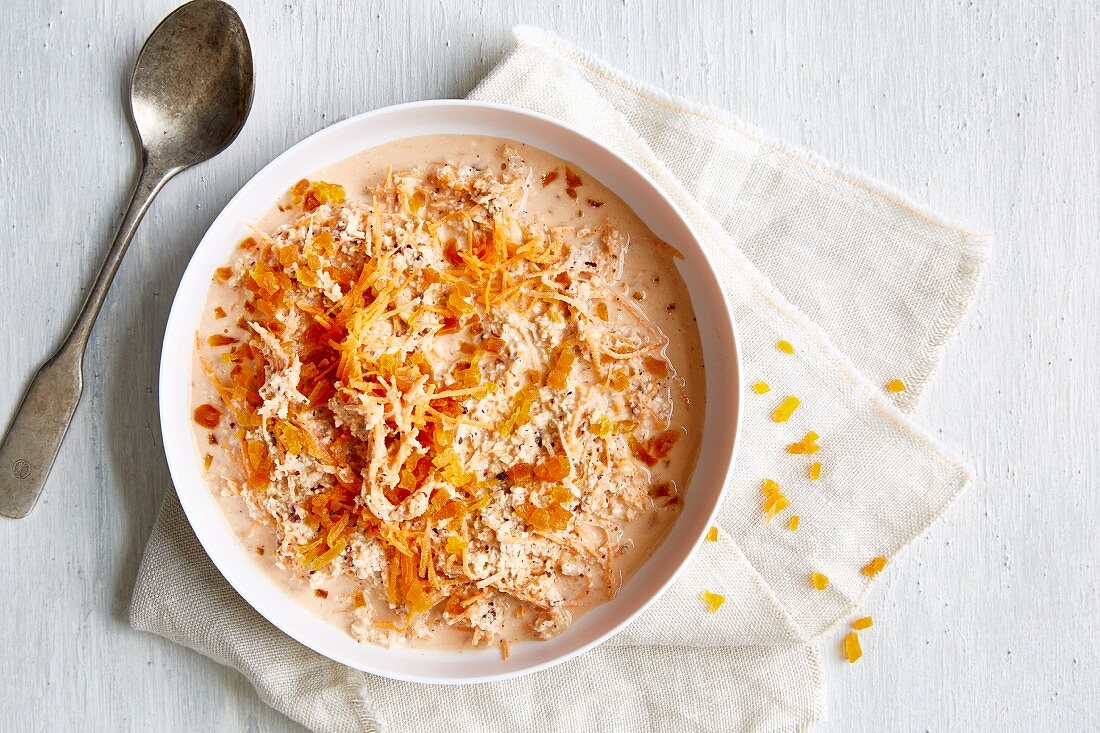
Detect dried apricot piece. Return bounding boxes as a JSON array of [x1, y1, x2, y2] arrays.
[[643, 355, 669, 379], [752, 381, 771, 395], [861, 556, 888, 577], [701, 590, 725, 613], [207, 334, 237, 347], [842, 632, 863, 663], [852, 616, 874, 630], [772, 396, 800, 422], [787, 515, 800, 531], [808, 462, 822, 480], [608, 370, 630, 392], [811, 572, 829, 590], [193, 404, 222, 429], [775, 340, 795, 354], [534, 455, 570, 482], [705, 526, 718, 542]]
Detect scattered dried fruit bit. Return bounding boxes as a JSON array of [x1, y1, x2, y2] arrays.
[[609, 370, 630, 391], [787, 515, 800, 531], [298, 180, 346, 212], [207, 334, 237, 347], [843, 632, 863, 663], [541, 169, 559, 186], [214, 266, 234, 283], [886, 379, 907, 393], [586, 198, 605, 208], [629, 429, 682, 467], [705, 526, 719, 542], [445, 535, 468, 555], [761, 478, 790, 521], [772, 396, 800, 422], [203, 453, 213, 471], [811, 572, 829, 590], [808, 461, 822, 480], [193, 403, 222, 429], [852, 616, 874, 630], [752, 381, 771, 395], [701, 590, 726, 613], [314, 588, 329, 599], [500, 639, 511, 660], [213, 306, 227, 319], [564, 167, 583, 188], [861, 556, 888, 577], [776, 340, 795, 354], [787, 431, 820, 454]]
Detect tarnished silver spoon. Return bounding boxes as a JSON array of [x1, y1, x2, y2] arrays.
[[0, 0, 254, 518]]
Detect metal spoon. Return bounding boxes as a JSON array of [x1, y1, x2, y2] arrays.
[[0, 0, 254, 518]]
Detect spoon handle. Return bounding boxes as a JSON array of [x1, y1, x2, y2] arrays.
[[0, 156, 171, 518]]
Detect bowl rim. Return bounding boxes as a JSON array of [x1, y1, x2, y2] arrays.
[[159, 98, 742, 684]]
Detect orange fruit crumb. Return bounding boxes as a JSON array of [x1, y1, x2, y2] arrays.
[[886, 379, 907, 393], [852, 616, 874, 630], [761, 479, 789, 522], [843, 632, 862, 663], [811, 572, 829, 590], [701, 590, 726, 613], [773, 396, 800, 422], [808, 461, 822, 480], [705, 526, 719, 542], [776, 340, 795, 354], [787, 515, 800, 531], [862, 556, 888, 577]]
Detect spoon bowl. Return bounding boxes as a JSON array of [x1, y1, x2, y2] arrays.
[[131, 0, 254, 170]]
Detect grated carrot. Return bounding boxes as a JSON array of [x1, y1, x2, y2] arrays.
[[752, 381, 771, 395], [811, 572, 829, 590], [787, 515, 800, 531], [776, 340, 795, 354], [808, 461, 822, 480]]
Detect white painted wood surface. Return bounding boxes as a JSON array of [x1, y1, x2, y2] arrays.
[[1, 0, 1096, 730]]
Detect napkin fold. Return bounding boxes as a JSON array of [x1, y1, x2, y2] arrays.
[[131, 27, 989, 732]]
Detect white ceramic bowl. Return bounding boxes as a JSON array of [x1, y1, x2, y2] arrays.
[[160, 100, 741, 684]]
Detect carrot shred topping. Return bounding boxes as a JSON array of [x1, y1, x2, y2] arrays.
[[787, 515, 800, 531], [808, 461, 822, 480]]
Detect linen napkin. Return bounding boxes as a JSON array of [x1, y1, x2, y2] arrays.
[[131, 26, 989, 732]]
